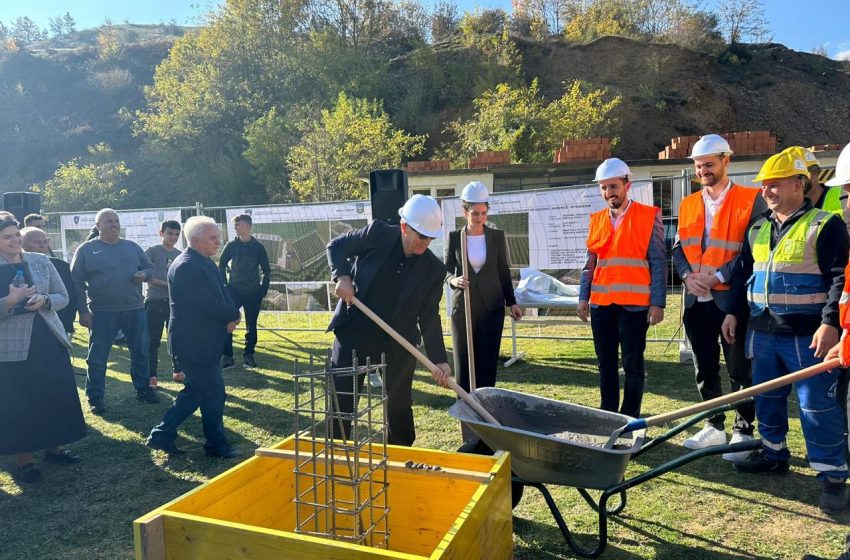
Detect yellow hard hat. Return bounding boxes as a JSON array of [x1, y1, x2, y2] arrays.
[[754, 151, 811, 183], [781, 146, 820, 168]]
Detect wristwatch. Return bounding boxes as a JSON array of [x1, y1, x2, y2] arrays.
[[681, 271, 690, 280]]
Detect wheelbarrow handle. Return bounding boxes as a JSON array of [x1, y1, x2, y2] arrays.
[[624, 357, 841, 435], [350, 296, 501, 426]]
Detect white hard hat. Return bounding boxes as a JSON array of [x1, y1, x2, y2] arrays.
[[689, 134, 734, 159], [594, 158, 631, 182], [398, 194, 443, 238], [460, 181, 489, 203], [826, 144, 850, 187]]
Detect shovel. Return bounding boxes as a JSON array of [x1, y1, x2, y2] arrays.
[[350, 296, 501, 426], [604, 357, 841, 448], [460, 227, 477, 392]]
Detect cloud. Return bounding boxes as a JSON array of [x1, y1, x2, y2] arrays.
[[835, 50, 850, 61]]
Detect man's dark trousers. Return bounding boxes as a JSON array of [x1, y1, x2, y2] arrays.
[[683, 300, 755, 434], [146, 298, 178, 376], [330, 336, 418, 446], [148, 360, 227, 451], [223, 288, 261, 357], [590, 304, 649, 418]]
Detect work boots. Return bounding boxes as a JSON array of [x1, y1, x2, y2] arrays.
[[819, 478, 848, 515]]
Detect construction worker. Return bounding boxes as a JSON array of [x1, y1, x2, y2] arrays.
[[724, 150, 848, 515], [577, 159, 666, 418], [673, 134, 765, 459], [785, 146, 848, 221], [807, 143, 850, 560]]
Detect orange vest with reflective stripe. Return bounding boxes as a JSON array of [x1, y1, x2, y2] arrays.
[[840, 262, 850, 363], [677, 184, 758, 290], [587, 201, 658, 306]]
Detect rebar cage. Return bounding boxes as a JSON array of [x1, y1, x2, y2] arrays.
[[292, 352, 390, 548]]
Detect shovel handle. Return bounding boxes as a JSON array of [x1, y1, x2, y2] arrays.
[[350, 296, 501, 425], [460, 228, 477, 392], [636, 357, 841, 431]]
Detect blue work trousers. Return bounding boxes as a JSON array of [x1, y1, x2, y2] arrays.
[[148, 360, 228, 451], [748, 330, 847, 481], [86, 308, 150, 401]]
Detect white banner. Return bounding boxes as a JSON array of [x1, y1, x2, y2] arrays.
[[223, 202, 372, 269], [60, 210, 182, 262], [440, 182, 653, 269], [224, 202, 371, 240], [529, 182, 652, 269]]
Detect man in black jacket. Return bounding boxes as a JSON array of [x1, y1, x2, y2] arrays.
[[327, 195, 451, 446], [146, 216, 241, 457], [219, 213, 270, 369]]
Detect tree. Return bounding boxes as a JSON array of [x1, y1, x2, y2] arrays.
[[243, 106, 304, 202], [430, 0, 459, 41], [11, 17, 47, 44], [287, 92, 425, 201], [32, 144, 131, 211], [440, 78, 620, 164], [561, 0, 642, 42], [49, 12, 76, 36], [62, 12, 76, 34], [48, 16, 64, 37], [716, 0, 770, 44]]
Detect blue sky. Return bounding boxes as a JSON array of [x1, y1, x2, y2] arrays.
[[2, 0, 848, 58]]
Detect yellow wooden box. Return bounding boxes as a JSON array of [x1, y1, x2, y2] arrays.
[[134, 436, 513, 560]]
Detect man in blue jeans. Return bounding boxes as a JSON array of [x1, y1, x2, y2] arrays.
[[146, 216, 241, 458], [71, 208, 158, 414]]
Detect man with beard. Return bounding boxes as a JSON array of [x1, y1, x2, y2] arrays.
[[673, 134, 766, 460], [577, 158, 666, 418]]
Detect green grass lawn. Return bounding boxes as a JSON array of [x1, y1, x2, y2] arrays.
[[1, 302, 847, 559]]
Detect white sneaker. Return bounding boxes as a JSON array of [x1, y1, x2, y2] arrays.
[[683, 425, 727, 449], [721, 432, 755, 461]]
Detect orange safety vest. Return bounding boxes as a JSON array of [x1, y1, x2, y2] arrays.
[[677, 184, 758, 290], [840, 262, 850, 364], [587, 200, 659, 306]]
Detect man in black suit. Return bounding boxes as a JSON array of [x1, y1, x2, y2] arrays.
[[328, 195, 452, 446], [146, 216, 241, 458]]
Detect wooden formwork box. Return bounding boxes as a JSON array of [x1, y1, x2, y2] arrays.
[[134, 435, 513, 560]]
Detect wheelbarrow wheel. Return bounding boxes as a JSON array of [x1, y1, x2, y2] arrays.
[[457, 438, 525, 509]]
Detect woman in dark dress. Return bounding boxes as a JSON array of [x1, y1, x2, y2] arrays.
[[0, 214, 85, 483]]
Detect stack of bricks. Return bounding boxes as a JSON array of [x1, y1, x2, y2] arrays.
[[657, 135, 700, 159], [658, 131, 777, 159], [468, 150, 511, 168], [809, 143, 845, 152], [405, 159, 451, 173], [553, 137, 611, 164]]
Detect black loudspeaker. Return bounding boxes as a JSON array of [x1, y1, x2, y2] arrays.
[[369, 169, 408, 225], [3, 191, 41, 223]]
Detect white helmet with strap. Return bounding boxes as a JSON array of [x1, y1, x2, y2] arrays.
[[460, 181, 490, 203], [398, 195, 443, 238], [594, 158, 631, 182], [689, 134, 733, 159], [826, 144, 850, 187]]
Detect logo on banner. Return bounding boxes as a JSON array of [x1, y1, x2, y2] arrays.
[[158, 211, 165, 221], [356, 203, 364, 214], [245, 209, 253, 216], [73, 216, 80, 225]]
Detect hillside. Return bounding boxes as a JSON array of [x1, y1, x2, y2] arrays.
[[0, 28, 848, 205], [520, 36, 850, 159]]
